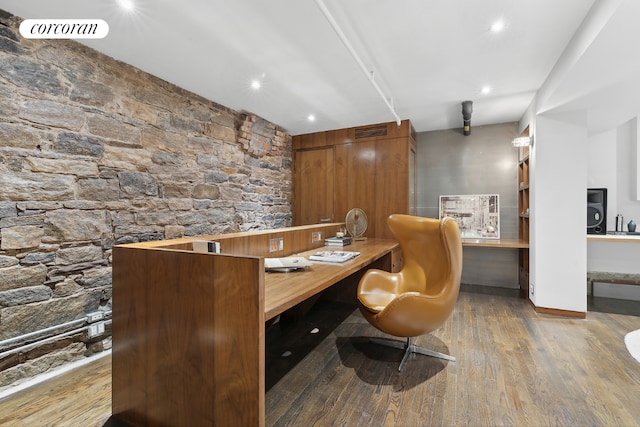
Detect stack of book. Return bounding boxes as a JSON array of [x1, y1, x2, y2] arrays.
[[324, 236, 352, 246]]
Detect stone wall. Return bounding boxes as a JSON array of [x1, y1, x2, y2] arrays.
[[0, 10, 292, 388]]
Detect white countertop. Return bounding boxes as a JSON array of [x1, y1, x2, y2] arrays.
[[587, 233, 640, 243]]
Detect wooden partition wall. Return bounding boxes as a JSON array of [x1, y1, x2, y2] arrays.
[[138, 223, 345, 256], [112, 248, 263, 426], [111, 223, 345, 426]]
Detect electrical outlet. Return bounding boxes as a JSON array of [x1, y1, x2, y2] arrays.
[[87, 321, 105, 338], [311, 231, 322, 243], [86, 312, 104, 323], [269, 237, 284, 253], [529, 282, 535, 297]]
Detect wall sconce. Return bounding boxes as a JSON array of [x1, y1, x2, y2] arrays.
[[512, 136, 533, 147]]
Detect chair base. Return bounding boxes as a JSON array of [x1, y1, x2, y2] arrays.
[[369, 336, 456, 371]]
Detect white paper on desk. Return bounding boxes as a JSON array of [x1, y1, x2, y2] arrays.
[[308, 250, 360, 263], [264, 256, 312, 270]]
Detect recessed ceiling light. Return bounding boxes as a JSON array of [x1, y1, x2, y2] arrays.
[[307, 114, 316, 122], [490, 20, 505, 33], [481, 86, 491, 95], [116, 0, 135, 12], [251, 79, 261, 90]]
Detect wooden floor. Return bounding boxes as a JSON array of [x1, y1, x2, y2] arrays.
[[1, 286, 640, 426], [0, 353, 112, 427]]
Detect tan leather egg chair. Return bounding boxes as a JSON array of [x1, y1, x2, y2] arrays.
[[357, 214, 463, 371]]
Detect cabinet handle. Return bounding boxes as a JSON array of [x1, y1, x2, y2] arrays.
[[319, 218, 332, 223]]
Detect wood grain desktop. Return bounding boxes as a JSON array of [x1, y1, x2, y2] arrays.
[[264, 239, 399, 321]]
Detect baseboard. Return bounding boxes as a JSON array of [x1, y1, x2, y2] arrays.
[[529, 301, 586, 318], [0, 349, 111, 401]]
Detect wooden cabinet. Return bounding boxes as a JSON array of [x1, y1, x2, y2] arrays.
[[293, 148, 334, 224], [518, 143, 530, 297], [293, 120, 416, 240], [335, 141, 377, 223], [373, 136, 415, 238]]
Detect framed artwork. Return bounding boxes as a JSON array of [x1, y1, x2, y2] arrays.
[[439, 194, 500, 239]]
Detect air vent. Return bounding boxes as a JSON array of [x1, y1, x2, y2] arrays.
[[355, 125, 387, 139]]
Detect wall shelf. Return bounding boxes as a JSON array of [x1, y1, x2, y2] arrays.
[[518, 139, 530, 298]]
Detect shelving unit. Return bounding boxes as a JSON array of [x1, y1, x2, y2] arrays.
[[518, 143, 530, 298]]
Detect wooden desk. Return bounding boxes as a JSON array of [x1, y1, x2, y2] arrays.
[[265, 239, 399, 320], [462, 238, 529, 248], [587, 233, 640, 243], [111, 225, 398, 427]]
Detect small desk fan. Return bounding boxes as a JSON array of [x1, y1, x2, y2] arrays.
[[345, 208, 368, 241]]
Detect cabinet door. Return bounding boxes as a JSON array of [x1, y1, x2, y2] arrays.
[[293, 148, 334, 225], [375, 139, 409, 239], [333, 142, 378, 234]]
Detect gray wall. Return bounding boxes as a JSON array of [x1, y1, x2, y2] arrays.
[[416, 122, 521, 288]]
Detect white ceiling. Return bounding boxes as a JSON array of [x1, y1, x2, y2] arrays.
[[2, 0, 625, 136]]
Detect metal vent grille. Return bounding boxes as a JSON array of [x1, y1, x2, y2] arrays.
[[355, 125, 387, 139]]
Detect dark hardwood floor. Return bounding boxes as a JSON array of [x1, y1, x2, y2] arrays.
[[1, 286, 639, 426]]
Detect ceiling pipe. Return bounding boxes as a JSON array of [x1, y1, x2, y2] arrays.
[[314, 0, 402, 126], [461, 100, 473, 136]]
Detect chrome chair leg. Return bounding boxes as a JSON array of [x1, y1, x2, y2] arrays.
[[369, 336, 456, 371]]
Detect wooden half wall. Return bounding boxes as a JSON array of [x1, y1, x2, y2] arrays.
[[135, 222, 346, 256], [111, 222, 345, 426]]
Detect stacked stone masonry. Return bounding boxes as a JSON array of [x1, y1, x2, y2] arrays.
[[0, 10, 292, 388]]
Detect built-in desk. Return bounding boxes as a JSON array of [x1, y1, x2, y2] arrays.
[[587, 233, 640, 297], [265, 239, 399, 321], [111, 224, 398, 427], [461, 238, 530, 296], [462, 238, 529, 248], [587, 233, 640, 243]]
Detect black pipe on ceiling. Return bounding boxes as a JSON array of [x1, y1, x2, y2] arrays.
[[462, 100, 473, 136]]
